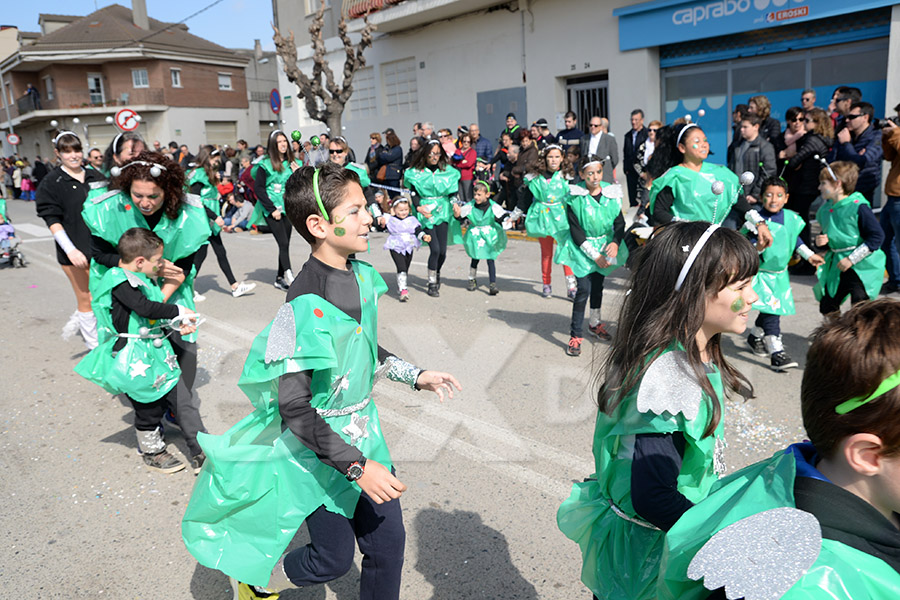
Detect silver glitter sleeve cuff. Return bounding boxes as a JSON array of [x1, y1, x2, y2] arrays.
[[379, 356, 422, 390], [580, 241, 603, 260], [508, 207, 523, 222], [369, 203, 383, 218], [847, 243, 872, 265], [458, 204, 472, 219], [744, 209, 765, 226], [796, 244, 815, 261]]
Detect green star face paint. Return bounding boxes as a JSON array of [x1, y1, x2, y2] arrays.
[[334, 227, 346, 237], [730, 297, 745, 313]]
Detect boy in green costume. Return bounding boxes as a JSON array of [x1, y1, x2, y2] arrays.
[[813, 160, 886, 316], [743, 177, 825, 371], [452, 180, 508, 295], [182, 162, 461, 600], [659, 298, 900, 600], [75, 228, 197, 473]]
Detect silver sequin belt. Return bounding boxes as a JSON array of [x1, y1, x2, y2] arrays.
[[608, 499, 661, 531], [316, 396, 370, 418]]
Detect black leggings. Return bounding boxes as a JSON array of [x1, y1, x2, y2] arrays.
[[129, 395, 169, 432], [425, 221, 449, 272], [390, 250, 413, 273], [263, 213, 293, 277], [470, 258, 496, 282], [194, 233, 236, 286], [819, 268, 869, 315]]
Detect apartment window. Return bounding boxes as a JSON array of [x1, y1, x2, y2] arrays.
[[87, 73, 105, 104], [305, 0, 330, 15], [132, 68, 149, 89], [43, 76, 54, 101], [382, 58, 417, 115], [170, 68, 182, 88], [218, 72, 233, 91], [348, 67, 376, 119]]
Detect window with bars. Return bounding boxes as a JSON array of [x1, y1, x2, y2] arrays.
[[132, 69, 149, 89], [382, 58, 417, 115], [348, 67, 376, 119]]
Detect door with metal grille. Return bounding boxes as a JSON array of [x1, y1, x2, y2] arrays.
[[567, 76, 609, 128]]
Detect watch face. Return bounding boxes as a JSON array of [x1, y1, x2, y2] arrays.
[[347, 464, 364, 481]]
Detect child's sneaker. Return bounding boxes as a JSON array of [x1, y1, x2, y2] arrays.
[[399, 290, 409, 302], [427, 283, 440, 297], [770, 351, 798, 372], [542, 284, 552, 298], [566, 336, 583, 357], [142, 449, 185, 474], [193, 291, 206, 303], [232, 281, 257, 298], [231, 578, 280, 599], [467, 278, 477, 291], [164, 409, 181, 431], [747, 334, 767, 356], [489, 283, 499, 296], [273, 277, 289, 291], [588, 322, 612, 341], [566, 275, 578, 300], [191, 452, 206, 475]]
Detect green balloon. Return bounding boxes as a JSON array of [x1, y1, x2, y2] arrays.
[[291, 130, 302, 142], [310, 136, 321, 147]]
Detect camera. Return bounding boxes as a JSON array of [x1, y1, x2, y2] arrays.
[[873, 116, 900, 129]]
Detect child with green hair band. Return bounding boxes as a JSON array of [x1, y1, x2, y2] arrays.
[[452, 180, 508, 295]]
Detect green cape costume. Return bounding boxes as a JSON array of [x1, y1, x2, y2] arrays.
[[659, 444, 900, 600], [742, 208, 805, 316], [813, 192, 886, 304], [0, 199, 6, 220], [524, 171, 571, 240], [182, 260, 393, 587], [555, 183, 628, 277], [247, 157, 303, 227], [344, 162, 370, 188], [74, 268, 181, 402], [459, 200, 507, 260], [557, 345, 725, 600], [186, 167, 221, 235], [81, 189, 211, 343], [649, 163, 740, 224], [403, 166, 462, 242]]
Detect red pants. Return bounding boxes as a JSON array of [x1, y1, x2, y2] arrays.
[[539, 236, 573, 285]]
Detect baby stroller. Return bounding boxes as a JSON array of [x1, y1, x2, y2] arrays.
[[0, 236, 26, 268]]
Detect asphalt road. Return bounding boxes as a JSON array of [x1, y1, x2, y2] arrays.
[[0, 196, 835, 599]]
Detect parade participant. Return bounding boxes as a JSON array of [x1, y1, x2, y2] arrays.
[[744, 178, 824, 371], [187, 145, 256, 299], [248, 130, 303, 291], [328, 136, 370, 187], [100, 131, 145, 178], [557, 221, 759, 600], [507, 145, 578, 299], [659, 298, 900, 600], [648, 123, 773, 248], [814, 161, 886, 315], [403, 140, 461, 297], [36, 131, 107, 349], [82, 150, 211, 473], [182, 162, 461, 600], [453, 180, 507, 296], [555, 156, 627, 356], [384, 196, 430, 301], [74, 228, 196, 473]]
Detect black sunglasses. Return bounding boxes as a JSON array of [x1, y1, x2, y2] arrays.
[[329, 149, 345, 154], [845, 114, 865, 120], [589, 123, 602, 128]]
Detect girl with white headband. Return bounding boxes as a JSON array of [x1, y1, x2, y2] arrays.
[[35, 131, 107, 348], [100, 131, 144, 178], [558, 221, 759, 600]]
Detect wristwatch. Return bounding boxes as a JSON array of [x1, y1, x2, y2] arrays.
[[346, 458, 367, 481]]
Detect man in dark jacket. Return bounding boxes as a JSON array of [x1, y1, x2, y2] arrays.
[[623, 109, 649, 207], [557, 111, 583, 157], [728, 115, 776, 205], [500, 113, 523, 144], [829, 101, 883, 205]]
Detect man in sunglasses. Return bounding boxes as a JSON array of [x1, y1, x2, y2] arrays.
[[830, 101, 883, 205]]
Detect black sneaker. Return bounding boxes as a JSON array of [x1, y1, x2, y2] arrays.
[[274, 277, 289, 291], [191, 452, 206, 475], [467, 279, 477, 291], [770, 351, 798, 372], [427, 283, 440, 297], [489, 283, 499, 296], [143, 449, 185, 474], [746, 334, 767, 357], [881, 282, 900, 295]]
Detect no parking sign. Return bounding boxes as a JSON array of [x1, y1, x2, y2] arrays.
[[114, 108, 140, 131]]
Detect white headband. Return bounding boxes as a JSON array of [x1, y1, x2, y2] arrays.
[[53, 131, 79, 145], [674, 224, 720, 292], [542, 144, 563, 154], [582, 160, 603, 169], [676, 123, 699, 146], [110, 160, 167, 178]]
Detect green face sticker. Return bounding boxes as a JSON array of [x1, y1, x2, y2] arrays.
[[730, 297, 745, 313], [692, 144, 699, 149], [334, 227, 346, 237]]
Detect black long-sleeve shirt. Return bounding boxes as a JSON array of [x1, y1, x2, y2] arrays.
[[90, 207, 197, 274], [565, 197, 625, 248], [253, 165, 278, 214], [110, 278, 180, 351], [650, 184, 755, 227], [35, 166, 106, 261], [631, 432, 694, 531], [278, 255, 401, 475], [189, 182, 219, 222]]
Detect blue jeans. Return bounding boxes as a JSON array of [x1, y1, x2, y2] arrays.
[[880, 196, 900, 286], [570, 272, 605, 337]]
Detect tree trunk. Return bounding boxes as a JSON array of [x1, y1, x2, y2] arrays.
[[327, 112, 342, 138]]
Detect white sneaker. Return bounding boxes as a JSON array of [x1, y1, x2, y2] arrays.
[[61, 311, 80, 340], [193, 291, 207, 303], [283, 269, 296, 285], [231, 281, 257, 298]]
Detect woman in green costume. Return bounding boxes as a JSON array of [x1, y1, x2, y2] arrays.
[[647, 123, 773, 247], [507, 145, 578, 299], [659, 299, 900, 600], [81, 151, 212, 472], [557, 222, 759, 600], [249, 130, 303, 291], [187, 145, 255, 299], [555, 155, 627, 357], [403, 140, 461, 297]]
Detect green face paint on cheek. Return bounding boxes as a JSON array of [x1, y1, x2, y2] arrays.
[[731, 297, 745, 313], [334, 227, 346, 237], [692, 144, 699, 149]]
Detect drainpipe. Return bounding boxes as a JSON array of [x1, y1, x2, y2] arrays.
[[0, 74, 14, 135]]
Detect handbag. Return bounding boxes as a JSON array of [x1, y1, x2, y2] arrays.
[[376, 165, 387, 180]]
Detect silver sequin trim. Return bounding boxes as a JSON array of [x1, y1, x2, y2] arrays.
[[847, 243, 872, 265], [377, 356, 421, 390], [713, 437, 726, 477], [608, 499, 661, 531], [182, 193, 203, 208], [123, 270, 147, 288], [265, 304, 296, 363], [688, 507, 822, 600], [636, 351, 702, 420], [316, 396, 370, 418]]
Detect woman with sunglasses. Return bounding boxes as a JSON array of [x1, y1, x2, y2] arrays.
[[403, 140, 461, 297], [784, 107, 834, 250]]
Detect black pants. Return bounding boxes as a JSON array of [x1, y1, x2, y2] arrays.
[[425, 221, 449, 272], [263, 213, 293, 278], [165, 332, 205, 456], [129, 395, 169, 431], [390, 250, 413, 273], [470, 258, 496, 282], [755, 312, 781, 337], [819, 268, 869, 315], [625, 172, 640, 207], [194, 233, 236, 286], [283, 483, 405, 599], [570, 272, 605, 337]]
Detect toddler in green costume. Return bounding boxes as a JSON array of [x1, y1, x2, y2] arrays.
[[182, 162, 461, 600], [659, 298, 900, 600], [452, 180, 508, 295], [557, 222, 759, 600]]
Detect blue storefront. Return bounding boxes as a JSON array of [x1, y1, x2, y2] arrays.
[[613, 0, 894, 162]]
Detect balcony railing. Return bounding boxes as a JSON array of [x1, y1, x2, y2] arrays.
[[343, 0, 406, 19], [9, 88, 166, 118]]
